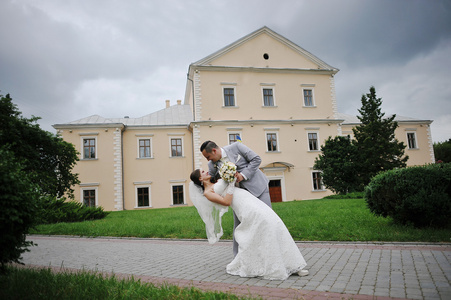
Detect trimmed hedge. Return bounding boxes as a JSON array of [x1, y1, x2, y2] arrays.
[[365, 163, 451, 227], [323, 192, 364, 199], [38, 197, 109, 224]]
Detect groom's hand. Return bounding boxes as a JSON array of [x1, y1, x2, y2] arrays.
[[235, 172, 244, 183]]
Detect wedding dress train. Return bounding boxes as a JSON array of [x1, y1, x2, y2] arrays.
[[190, 179, 307, 280]]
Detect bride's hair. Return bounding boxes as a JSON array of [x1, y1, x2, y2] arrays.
[[190, 169, 204, 190], [190, 169, 218, 190]]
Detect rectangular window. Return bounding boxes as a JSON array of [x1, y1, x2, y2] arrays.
[[171, 138, 182, 157], [83, 189, 96, 207], [308, 133, 318, 151], [139, 139, 151, 158], [172, 185, 184, 205], [83, 138, 96, 159], [229, 133, 241, 144], [263, 88, 274, 106], [407, 132, 417, 149], [137, 187, 150, 207], [304, 89, 313, 106], [312, 172, 323, 191], [223, 88, 235, 107], [267, 133, 278, 152]]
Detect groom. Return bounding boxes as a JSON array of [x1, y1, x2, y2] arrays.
[[200, 140, 271, 256]]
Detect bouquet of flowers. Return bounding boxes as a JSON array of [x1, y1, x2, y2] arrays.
[[219, 161, 237, 183]]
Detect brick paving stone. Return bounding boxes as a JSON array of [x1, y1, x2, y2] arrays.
[[407, 295, 424, 300], [389, 287, 406, 298], [439, 290, 451, 299], [17, 236, 451, 300]]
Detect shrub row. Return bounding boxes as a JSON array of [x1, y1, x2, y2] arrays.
[[38, 197, 109, 224], [365, 163, 451, 227], [323, 191, 364, 199]]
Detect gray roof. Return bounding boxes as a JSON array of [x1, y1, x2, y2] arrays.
[[55, 104, 193, 127]]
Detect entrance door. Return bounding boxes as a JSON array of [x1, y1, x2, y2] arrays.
[[269, 179, 282, 202]]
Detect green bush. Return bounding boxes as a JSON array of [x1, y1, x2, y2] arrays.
[[38, 197, 109, 224], [365, 163, 451, 227], [323, 191, 364, 199], [0, 147, 40, 272]]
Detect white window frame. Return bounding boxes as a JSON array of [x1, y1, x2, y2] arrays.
[[307, 131, 320, 151], [168, 135, 184, 158], [80, 135, 98, 160], [302, 87, 315, 107], [222, 86, 237, 107], [170, 182, 186, 206], [264, 129, 280, 152], [137, 137, 153, 159], [261, 86, 276, 107], [227, 131, 243, 145], [311, 171, 324, 191], [406, 131, 418, 149], [134, 182, 152, 208], [80, 185, 98, 207]]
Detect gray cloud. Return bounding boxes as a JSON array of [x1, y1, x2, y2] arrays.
[[1, 0, 450, 142]]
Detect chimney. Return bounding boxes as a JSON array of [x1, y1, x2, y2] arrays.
[[165, 100, 170, 108], [177, 100, 181, 105]]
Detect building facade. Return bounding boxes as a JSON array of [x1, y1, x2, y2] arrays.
[[54, 27, 434, 211]]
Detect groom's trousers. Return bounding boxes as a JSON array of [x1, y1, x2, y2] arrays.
[[233, 185, 272, 257]]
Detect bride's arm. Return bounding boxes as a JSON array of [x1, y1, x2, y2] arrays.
[[204, 190, 233, 206]]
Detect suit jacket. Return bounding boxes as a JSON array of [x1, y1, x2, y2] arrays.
[[208, 142, 269, 198]]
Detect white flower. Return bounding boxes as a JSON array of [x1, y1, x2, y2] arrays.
[[219, 161, 237, 183]]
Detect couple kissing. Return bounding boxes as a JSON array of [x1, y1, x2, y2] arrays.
[[189, 140, 308, 280]]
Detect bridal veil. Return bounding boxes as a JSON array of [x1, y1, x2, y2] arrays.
[[189, 181, 229, 244]]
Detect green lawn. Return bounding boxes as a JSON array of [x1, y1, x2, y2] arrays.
[[32, 198, 451, 243]]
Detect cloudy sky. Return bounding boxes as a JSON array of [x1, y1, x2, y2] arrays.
[[1, 0, 450, 142]]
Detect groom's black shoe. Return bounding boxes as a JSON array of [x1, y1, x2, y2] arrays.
[[298, 269, 309, 277]]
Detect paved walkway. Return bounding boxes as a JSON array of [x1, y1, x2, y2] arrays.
[[20, 235, 451, 300]]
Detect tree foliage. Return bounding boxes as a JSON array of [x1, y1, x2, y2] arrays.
[[434, 139, 451, 163], [0, 146, 40, 273], [314, 136, 362, 194], [314, 86, 408, 194], [0, 93, 80, 198], [352, 86, 408, 186], [0, 92, 80, 270]]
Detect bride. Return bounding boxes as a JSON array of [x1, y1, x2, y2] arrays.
[[189, 169, 308, 280]]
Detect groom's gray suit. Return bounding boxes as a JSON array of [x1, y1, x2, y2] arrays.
[[208, 142, 271, 257]]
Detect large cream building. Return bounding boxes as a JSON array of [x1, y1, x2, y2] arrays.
[[54, 27, 434, 211]]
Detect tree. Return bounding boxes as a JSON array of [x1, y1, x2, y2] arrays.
[[314, 136, 362, 194], [352, 86, 408, 186], [0, 92, 80, 270], [434, 139, 451, 163], [314, 86, 408, 194], [0, 146, 40, 273], [0, 93, 79, 198]]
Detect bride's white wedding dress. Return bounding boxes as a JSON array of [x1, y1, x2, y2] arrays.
[[190, 179, 307, 280]]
